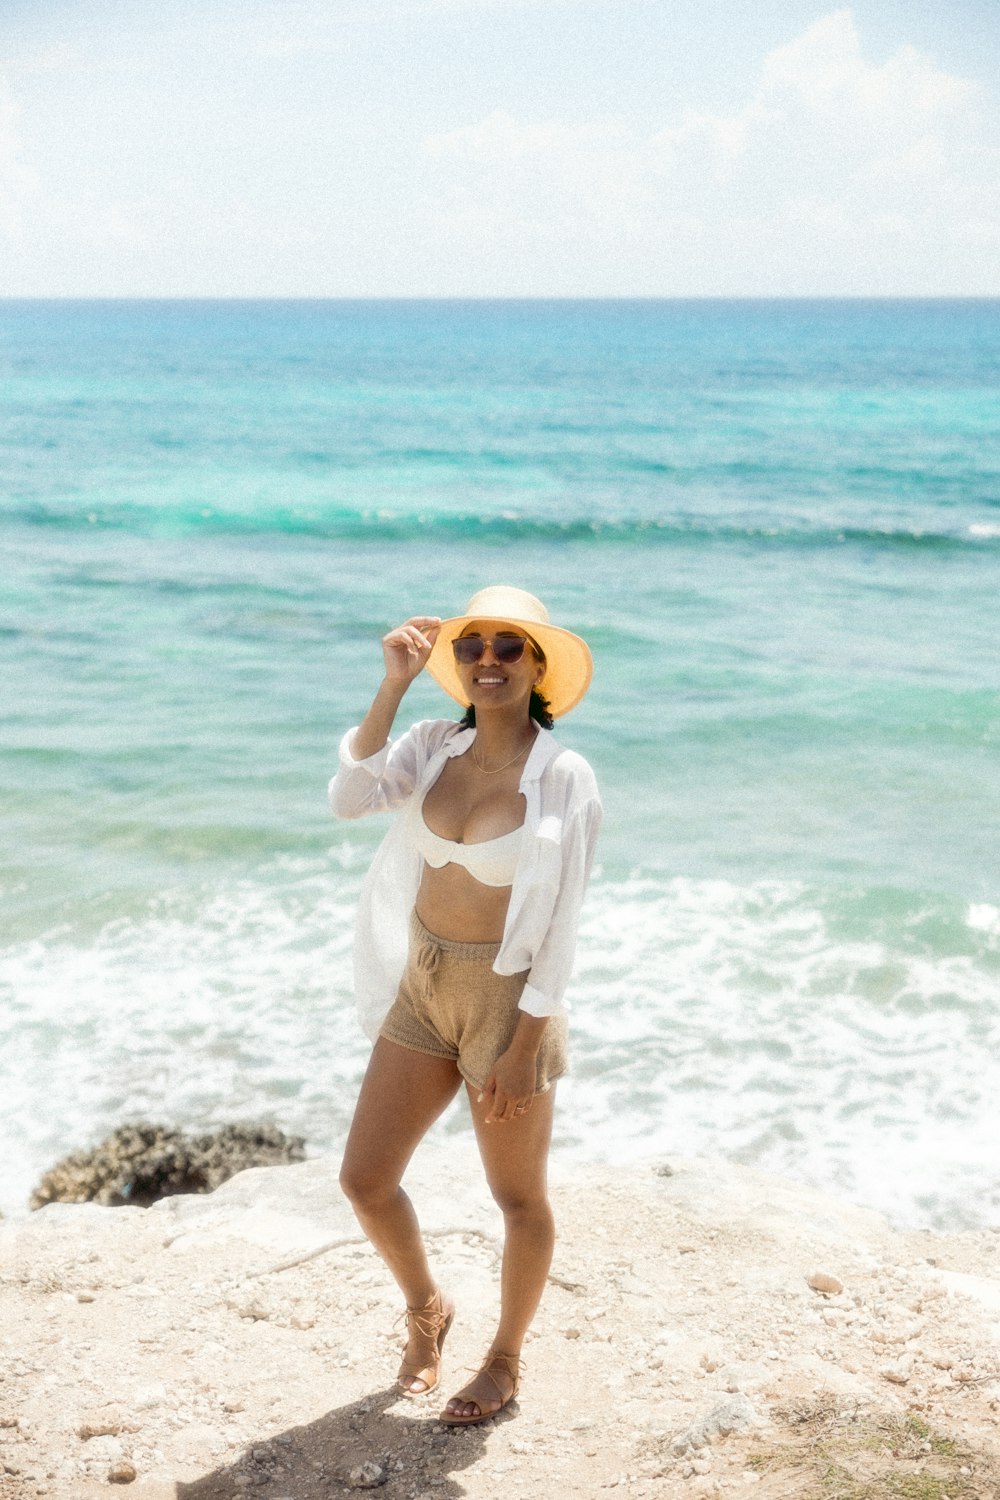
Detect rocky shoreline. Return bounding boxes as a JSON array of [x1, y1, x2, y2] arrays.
[[2, 1150, 999, 1499], [27, 1123, 306, 1211]]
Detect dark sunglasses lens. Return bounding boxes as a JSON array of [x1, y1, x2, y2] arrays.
[[453, 636, 486, 664], [452, 635, 528, 665], [492, 637, 528, 664]]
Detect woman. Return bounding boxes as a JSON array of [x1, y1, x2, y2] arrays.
[[330, 585, 601, 1425]]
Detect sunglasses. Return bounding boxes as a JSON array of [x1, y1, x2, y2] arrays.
[[452, 633, 534, 666]]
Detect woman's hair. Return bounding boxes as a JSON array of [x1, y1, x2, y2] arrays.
[[458, 688, 555, 732]]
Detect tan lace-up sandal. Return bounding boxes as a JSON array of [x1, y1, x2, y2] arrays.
[[438, 1349, 521, 1426], [396, 1288, 455, 1397]]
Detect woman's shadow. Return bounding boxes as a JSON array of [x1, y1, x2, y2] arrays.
[[176, 1380, 509, 1499]]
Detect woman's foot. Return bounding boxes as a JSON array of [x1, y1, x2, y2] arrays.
[[397, 1288, 455, 1396], [439, 1349, 521, 1425]]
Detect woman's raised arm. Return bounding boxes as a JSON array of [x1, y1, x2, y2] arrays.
[[350, 615, 441, 761]]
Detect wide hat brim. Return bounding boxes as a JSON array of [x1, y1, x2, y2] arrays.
[[425, 586, 593, 720]]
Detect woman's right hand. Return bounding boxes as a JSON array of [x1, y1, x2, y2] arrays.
[[382, 616, 441, 684]]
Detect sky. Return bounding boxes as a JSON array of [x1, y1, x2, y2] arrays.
[[1, 0, 998, 296]]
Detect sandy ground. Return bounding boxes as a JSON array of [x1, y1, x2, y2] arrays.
[[1, 1150, 999, 1500]]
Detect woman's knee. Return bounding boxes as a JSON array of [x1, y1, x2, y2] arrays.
[[338, 1156, 399, 1213], [488, 1180, 552, 1219]]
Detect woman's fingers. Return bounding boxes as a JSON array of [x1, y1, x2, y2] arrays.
[[481, 1084, 503, 1124], [386, 626, 432, 656], [382, 617, 441, 677], [495, 1100, 531, 1123], [480, 1087, 532, 1125], [479, 1052, 535, 1123], [398, 630, 426, 658], [392, 615, 440, 640]]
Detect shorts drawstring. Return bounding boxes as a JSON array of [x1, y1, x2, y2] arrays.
[[416, 938, 441, 1000]]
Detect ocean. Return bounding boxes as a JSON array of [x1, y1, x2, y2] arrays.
[[2, 298, 998, 1229]]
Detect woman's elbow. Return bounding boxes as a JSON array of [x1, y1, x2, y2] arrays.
[[328, 781, 367, 819]]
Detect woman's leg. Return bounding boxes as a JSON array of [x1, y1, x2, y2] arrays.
[[442, 1084, 556, 1418], [339, 1036, 463, 1389]]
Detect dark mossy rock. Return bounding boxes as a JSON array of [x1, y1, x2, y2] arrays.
[[30, 1121, 306, 1210]]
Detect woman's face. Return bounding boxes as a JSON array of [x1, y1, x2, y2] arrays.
[[455, 619, 545, 715]]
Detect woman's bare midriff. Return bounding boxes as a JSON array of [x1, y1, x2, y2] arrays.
[[415, 862, 512, 943]]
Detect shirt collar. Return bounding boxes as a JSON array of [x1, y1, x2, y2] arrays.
[[444, 726, 476, 757], [521, 726, 561, 782]]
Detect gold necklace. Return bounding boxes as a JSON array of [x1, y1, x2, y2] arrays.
[[471, 737, 533, 775]]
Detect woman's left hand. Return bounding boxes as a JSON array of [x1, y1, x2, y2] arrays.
[[478, 1047, 537, 1124]]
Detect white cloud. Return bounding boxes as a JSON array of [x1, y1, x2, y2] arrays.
[[0, 77, 40, 238], [759, 8, 974, 115], [3, 4, 997, 295], [418, 8, 1000, 294]]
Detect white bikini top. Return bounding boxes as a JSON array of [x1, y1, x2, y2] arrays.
[[408, 786, 525, 888]]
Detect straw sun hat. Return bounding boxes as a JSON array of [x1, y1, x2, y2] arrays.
[[425, 585, 593, 719]]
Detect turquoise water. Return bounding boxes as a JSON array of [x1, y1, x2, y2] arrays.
[[2, 299, 998, 1226]]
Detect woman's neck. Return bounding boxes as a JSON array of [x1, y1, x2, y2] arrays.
[[470, 709, 537, 765]]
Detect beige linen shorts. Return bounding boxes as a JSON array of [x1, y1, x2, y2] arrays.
[[379, 911, 568, 1094]]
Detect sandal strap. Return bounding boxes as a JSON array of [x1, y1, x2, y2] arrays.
[[395, 1289, 449, 1341], [453, 1350, 522, 1409], [396, 1290, 453, 1393], [484, 1349, 522, 1396]]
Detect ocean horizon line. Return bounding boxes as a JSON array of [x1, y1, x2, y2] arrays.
[[2, 293, 999, 306]]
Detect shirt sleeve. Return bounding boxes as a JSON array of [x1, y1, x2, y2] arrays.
[[328, 723, 427, 819], [518, 795, 603, 1016]]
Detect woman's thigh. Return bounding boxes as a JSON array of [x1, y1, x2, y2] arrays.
[[466, 1082, 556, 1212], [341, 1037, 464, 1196]]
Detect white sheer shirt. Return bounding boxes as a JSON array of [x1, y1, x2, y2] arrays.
[[329, 718, 602, 1041]]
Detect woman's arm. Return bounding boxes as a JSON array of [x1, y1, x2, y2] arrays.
[[480, 793, 602, 1124], [328, 615, 441, 819], [518, 795, 603, 1015], [351, 616, 440, 760]]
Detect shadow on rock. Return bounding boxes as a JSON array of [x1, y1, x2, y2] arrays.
[[176, 1382, 509, 1499]]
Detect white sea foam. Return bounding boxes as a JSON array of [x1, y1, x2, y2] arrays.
[[2, 865, 998, 1228], [0, 857, 368, 1217], [967, 902, 1000, 941], [561, 877, 1000, 1229]]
